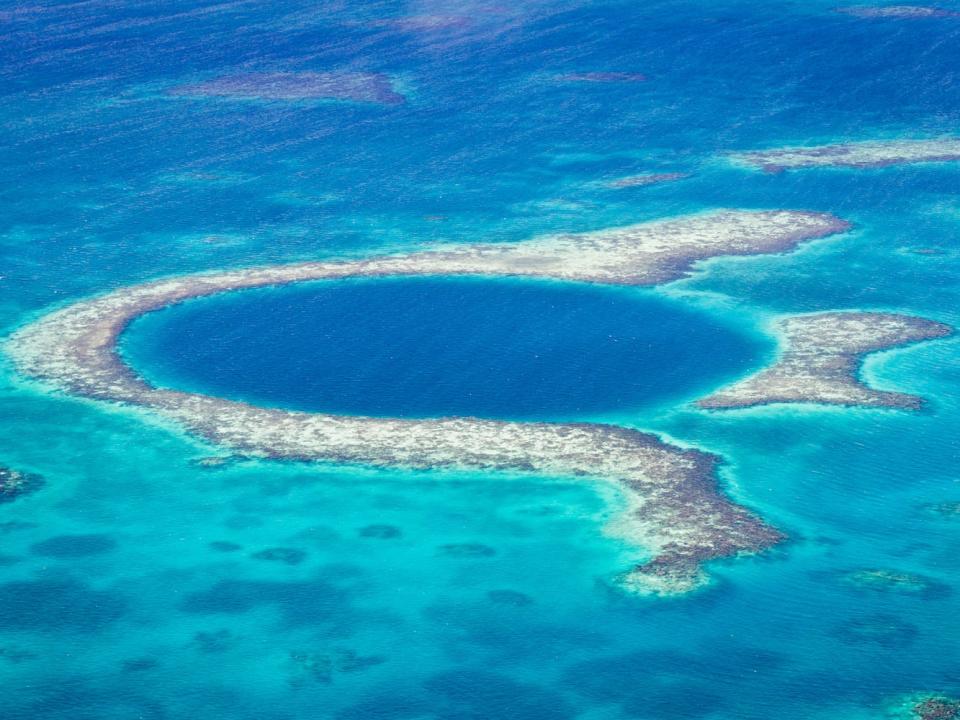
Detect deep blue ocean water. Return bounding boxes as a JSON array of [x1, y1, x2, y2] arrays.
[[121, 277, 767, 419], [2, 1, 960, 718]]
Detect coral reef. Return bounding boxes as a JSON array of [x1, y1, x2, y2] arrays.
[[832, 568, 950, 599], [698, 312, 951, 410], [287, 648, 386, 686], [0, 466, 44, 504], [912, 696, 960, 720], [731, 138, 960, 172], [2, 210, 866, 593]]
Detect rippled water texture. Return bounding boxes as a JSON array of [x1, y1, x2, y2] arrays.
[[122, 277, 767, 419], [1, 1, 959, 719]]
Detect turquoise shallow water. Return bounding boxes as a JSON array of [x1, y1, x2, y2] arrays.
[[2, 0, 960, 718]]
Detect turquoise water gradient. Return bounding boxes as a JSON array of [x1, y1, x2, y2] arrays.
[[2, 0, 960, 718]]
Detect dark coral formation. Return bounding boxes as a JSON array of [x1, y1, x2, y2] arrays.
[[208, 541, 243, 553], [0, 578, 127, 632], [168, 72, 405, 105], [832, 613, 919, 648], [0, 646, 36, 663], [358, 524, 402, 539], [190, 455, 239, 470], [835, 568, 951, 599], [287, 648, 386, 686], [122, 657, 159, 672], [439, 542, 497, 558], [0, 521, 36, 533], [250, 547, 308, 565], [30, 533, 117, 558], [0, 466, 44, 504], [913, 696, 960, 720], [921, 501, 960, 518]]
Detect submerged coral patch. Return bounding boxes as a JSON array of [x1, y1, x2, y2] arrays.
[[438, 542, 497, 558], [0, 466, 44, 504], [167, 72, 405, 105], [30, 534, 117, 558], [250, 547, 308, 565], [0, 579, 127, 632], [604, 172, 690, 189], [287, 648, 386, 686], [836, 6, 960, 18], [555, 72, 648, 83], [831, 613, 919, 647], [820, 568, 952, 599], [920, 500, 960, 518], [208, 541, 243, 553], [912, 696, 960, 720], [358, 524, 402, 539]]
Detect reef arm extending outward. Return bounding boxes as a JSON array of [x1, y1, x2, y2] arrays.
[[729, 138, 960, 172], [5, 209, 851, 594], [698, 312, 952, 410]]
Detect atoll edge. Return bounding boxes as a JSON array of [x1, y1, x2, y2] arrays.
[[3, 209, 855, 594], [697, 311, 952, 411]]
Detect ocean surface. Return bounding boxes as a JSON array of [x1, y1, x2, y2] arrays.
[[121, 277, 767, 419], [1, 1, 960, 718]]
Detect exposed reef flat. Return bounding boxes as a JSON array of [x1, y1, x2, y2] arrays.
[[836, 6, 960, 18], [5, 210, 852, 594], [698, 312, 950, 410], [167, 72, 405, 105], [730, 139, 960, 172]]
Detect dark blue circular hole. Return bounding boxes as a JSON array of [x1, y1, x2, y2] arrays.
[[121, 276, 767, 420]]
